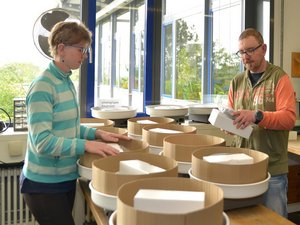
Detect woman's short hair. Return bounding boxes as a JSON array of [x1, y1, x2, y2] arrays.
[[48, 21, 92, 57]]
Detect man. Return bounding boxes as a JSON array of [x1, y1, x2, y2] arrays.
[[228, 28, 296, 217]]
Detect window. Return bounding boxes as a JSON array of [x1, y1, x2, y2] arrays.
[[93, 0, 273, 113], [162, 23, 173, 97], [131, 3, 145, 111], [0, 0, 79, 120], [95, 1, 145, 111], [211, 0, 241, 97], [161, 0, 241, 105], [96, 20, 112, 102]]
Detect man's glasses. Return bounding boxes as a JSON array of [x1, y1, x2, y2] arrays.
[[235, 44, 262, 57], [65, 45, 90, 54]]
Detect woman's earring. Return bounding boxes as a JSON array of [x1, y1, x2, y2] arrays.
[[61, 57, 65, 63]]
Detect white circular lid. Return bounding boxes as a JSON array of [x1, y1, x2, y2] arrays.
[[89, 181, 117, 211], [91, 106, 137, 119], [146, 105, 188, 117], [189, 169, 270, 199], [188, 103, 218, 115], [77, 159, 92, 180], [159, 151, 191, 174]]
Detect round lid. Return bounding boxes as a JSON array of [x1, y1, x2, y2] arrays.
[[146, 105, 188, 117], [91, 106, 137, 119]]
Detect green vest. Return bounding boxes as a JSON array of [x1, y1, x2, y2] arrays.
[[231, 62, 289, 176]]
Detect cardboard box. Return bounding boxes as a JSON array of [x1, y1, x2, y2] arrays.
[[191, 146, 268, 184], [79, 139, 149, 168], [96, 126, 128, 135], [142, 124, 197, 147], [118, 160, 165, 175], [80, 117, 114, 128], [116, 177, 224, 225], [208, 109, 253, 139], [92, 153, 178, 195], [134, 189, 205, 214], [163, 134, 226, 162], [128, 117, 175, 136], [185, 121, 234, 146]]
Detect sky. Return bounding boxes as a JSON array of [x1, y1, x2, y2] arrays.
[[0, 0, 60, 67]]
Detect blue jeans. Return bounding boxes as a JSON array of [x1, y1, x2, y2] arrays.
[[262, 174, 288, 218]]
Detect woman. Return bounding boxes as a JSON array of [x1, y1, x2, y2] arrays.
[[20, 21, 130, 225]]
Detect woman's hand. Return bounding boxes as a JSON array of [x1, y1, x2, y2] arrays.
[[84, 129, 132, 157], [84, 140, 120, 157], [95, 129, 131, 142]]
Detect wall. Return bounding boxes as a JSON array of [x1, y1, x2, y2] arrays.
[[274, 0, 300, 99]]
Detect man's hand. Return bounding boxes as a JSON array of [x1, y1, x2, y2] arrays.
[[232, 110, 256, 129]]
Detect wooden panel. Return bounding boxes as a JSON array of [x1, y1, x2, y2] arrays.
[[78, 179, 109, 225], [288, 165, 300, 203], [226, 205, 295, 225], [288, 135, 300, 155], [291, 52, 300, 77]]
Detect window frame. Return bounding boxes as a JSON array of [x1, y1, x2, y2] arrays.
[[79, 0, 273, 117]]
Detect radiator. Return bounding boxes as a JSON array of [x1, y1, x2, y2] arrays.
[[0, 166, 37, 225]]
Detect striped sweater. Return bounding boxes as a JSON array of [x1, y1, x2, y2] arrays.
[[22, 61, 96, 183]]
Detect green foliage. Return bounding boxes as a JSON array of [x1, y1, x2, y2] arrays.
[[212, 45, 240, 94], [164, 80, 172, 95], [176, 44, 202, 100], [175, 19, 202, 100], [0, 63, 40, 120], [102, 73, 110, 85], [170, 19, 239, 101], [120, 76, 128, 89], [0, 63, 80, 121]]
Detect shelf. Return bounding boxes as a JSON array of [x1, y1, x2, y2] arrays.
[[13, 98, 27, 131]]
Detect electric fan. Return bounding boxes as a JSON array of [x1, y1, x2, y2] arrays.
[[32, 8, 80, 59], [0, 108, 11, 133]]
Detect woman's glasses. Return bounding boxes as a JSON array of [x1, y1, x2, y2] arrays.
[[65, 45, 90, 54]]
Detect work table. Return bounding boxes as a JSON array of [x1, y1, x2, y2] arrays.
[[226, 205, 295, 225], [78, 179, 296, 225], [288, 135, 300, 155], [76, 134, 300, 225]]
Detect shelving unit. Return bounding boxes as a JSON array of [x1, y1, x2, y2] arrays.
[[13, 98, 27, 131]]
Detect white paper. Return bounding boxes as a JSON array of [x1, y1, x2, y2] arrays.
[[117, 160, 165, 175], [203, 153, 254, 165], [136, 120, 158, 124], [208, 108, 253, 139], [134, 189, 205, 214], [149, 128, 183, 134], [107, 143, 123, 152]]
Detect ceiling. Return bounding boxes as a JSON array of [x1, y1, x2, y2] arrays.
[[59, 0, 114, 13]]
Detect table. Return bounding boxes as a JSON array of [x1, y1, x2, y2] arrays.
[[79, 179, 296, 225], [79, 179, 109, 225], [226, 205, 295, 225], [288, 135, 300, 155]]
